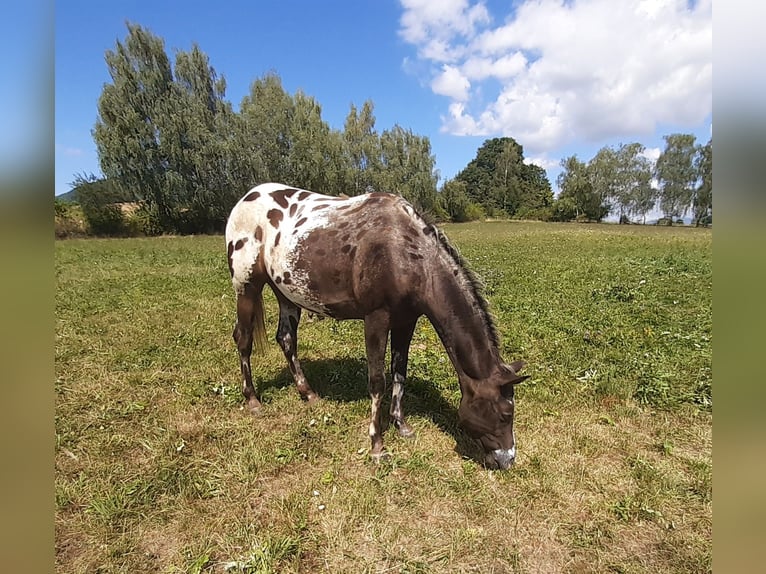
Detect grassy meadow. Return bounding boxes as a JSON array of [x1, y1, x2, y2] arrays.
[[55, 221, 712, 573]]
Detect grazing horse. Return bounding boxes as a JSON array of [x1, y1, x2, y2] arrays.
[[225, 183, 528, 469]]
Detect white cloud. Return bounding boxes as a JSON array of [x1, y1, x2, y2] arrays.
[[431, 65, 471, 101], [524, 155, 560, 170], [398, 0, 490, 62], [399, 0, 712, 154]]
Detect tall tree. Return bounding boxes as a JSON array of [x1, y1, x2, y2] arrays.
[[343, 100, 380, 195], [518, 162, 554, 214], [655, 133, 698, 222], [615, 143, 654, 223], [455, 137, 551, 216], [557, 155, 607, 220], [285, 91, 335, 194], [378, 125, 439, 214], [165, 43, 232, 231], [588, 146, 618, 218], [238, 73, 294, 184], [93, 23, 175, 229], [692, 138, 712, 226]]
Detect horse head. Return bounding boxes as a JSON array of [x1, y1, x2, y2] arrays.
[[457, 360, 528, 470]]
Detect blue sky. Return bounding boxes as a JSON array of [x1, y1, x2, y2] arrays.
[[53, 0, 712, 197]]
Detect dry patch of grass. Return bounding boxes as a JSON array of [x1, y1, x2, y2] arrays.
[[56, 223, 711, 573]]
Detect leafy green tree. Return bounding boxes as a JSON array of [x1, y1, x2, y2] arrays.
[[284, 91, 336, 193], [557, 155, 608, 221], [238, 72, 294, 185], [94, 24, 238, 233], [615, 143, 654, 223], [517, 162, 554, 217], [455, 137, 551, 217], [692, 138, 712, 226], [93, 23, 176, 229], [587, 146, 618, 218], [655, 133, 698, 223], [343, 100, 380, 195], [378, 125, 439, 214], [548, 195, 578, 222], [165, 43, 233, 232], [439, 179, 483, 222]]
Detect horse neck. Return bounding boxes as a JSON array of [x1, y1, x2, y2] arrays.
[[424, 261, 504, 385]]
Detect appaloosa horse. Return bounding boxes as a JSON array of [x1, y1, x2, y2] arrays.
[[225, 182, 528, 469]]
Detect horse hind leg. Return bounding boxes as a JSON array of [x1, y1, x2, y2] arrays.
[[275, 294, 318, 403], [390, 320, 417, 438], [233, 282, 267, 414]]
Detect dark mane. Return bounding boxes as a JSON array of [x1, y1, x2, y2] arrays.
[[427, 223, 501, 349]]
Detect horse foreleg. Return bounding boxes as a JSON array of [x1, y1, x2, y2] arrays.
[[364, 310, 391, 462], [390, 320, 417, 438], [275, 294, 318, 403]]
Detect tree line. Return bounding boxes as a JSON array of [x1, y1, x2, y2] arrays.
[[79, 23, 443, 235], [64, 23, 710, 236], [555, 135, 712, 226]]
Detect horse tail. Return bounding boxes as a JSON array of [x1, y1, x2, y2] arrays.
[[251, 285, 267, 353]]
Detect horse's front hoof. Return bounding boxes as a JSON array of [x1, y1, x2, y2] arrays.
[[370, 450, 390, 464], [245, 398, 263, 415]]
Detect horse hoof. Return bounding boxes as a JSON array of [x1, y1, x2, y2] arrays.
[[370, 450, 390, 464], [395, 421, 415, 438], [246, 399, 263, 415], [305, 392, 319, 404]]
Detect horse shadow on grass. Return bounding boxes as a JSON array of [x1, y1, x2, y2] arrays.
[[259, 356, 485, 465]]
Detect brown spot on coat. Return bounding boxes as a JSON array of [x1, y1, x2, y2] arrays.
[[271, 190, 290, 209], [274, 232, 281, 247], [227, 241, 234, 276], [312, 204, 329, 211], [267, 209, 284, 228], [283, 272, 292, 285], [289, 204, 297, 217], [297, 191, 311, 201], [295, 217, 308, 228], [243, 191, 260, 202], [234, 237, 248, 250], [255, 226, 263, 241]]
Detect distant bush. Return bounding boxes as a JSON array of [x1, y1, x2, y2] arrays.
[[548, 197, 577, 222], [54, 200, 88, 238], [73, 175, 130, 236]]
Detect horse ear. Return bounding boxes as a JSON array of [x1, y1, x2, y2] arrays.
[[507, 374, 529, 386], [498, 361, 528, 390], [508, 360, 526, 374]]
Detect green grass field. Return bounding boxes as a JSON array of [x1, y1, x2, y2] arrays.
[[55, 221, 712, 573]]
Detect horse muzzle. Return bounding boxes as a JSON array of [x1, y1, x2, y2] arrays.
[[487, 447, 516, 470]]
